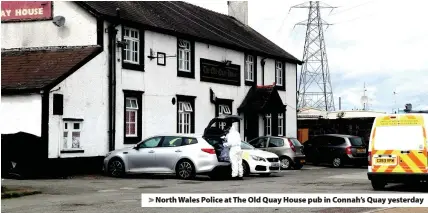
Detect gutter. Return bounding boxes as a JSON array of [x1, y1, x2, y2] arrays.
[[107, 9, 121, 152]]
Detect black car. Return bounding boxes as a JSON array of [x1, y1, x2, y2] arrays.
[[303, 134, 368, 168]]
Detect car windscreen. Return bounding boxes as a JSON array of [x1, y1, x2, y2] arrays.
[[289, 138, 302, 146], [241, 141, 254, 150], [374, 126, 425, 150], [349, 137, 364, 146]]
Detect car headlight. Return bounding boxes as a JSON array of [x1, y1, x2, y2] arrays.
[[251, 155, 266, 161]]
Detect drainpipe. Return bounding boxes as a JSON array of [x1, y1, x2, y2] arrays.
[[261, 58, 266, 85], [108, 8, 120, 151]]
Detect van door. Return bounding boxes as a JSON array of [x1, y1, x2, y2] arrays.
[[371, 115, 427, 174]]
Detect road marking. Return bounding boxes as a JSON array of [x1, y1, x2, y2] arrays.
[[328, 172, 367, 180], [120, 187, 135, 190], [121, 199, 139, 203], [98, 189, 118, 192]]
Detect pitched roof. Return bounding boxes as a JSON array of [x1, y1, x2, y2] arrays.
[[1, 46, 101, 93], [77, 1, 302, 64], [238, 85, 286, 113]]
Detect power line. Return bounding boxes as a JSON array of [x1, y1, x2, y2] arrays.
[[329, 0, 377, 16]]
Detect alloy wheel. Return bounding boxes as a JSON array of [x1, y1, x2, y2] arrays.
[[109, 160, 124, 177], [281, 158, 290, 170], [178, 161, 193, 179], [332, 158, 341, 167]]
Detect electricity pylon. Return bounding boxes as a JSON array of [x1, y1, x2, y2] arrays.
[[291, 1, 336, 111]]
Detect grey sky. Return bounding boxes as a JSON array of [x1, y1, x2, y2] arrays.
[[187, 0, 428, 112]]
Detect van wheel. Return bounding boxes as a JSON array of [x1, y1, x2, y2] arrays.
[[371, 180, 386, 190], [176, 159, 196, 180], [280, 157, 292, 170], [331, 157, 343, 168]]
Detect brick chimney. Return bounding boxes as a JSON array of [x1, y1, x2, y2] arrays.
[[227, 1, 248, 25]]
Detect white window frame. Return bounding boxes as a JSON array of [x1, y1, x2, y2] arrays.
[[63, 121, 82, 150], [278, 113, 284, 136], [125, 97, 139, 137], [178, 101, 193, 134], [123, 27, 140, 65], [178, 39, 191, 72], [245, 55, 254, 81], [265, 113, 272, 136], [275, 61, 283, 86]]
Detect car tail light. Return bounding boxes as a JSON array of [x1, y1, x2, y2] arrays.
[[288, 139, 296, 152], [201, 148, 216, 154], [345, 146, 352, 155], [368, 151, 372, 166]]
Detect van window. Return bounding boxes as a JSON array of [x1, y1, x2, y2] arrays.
[[349, 137, 364, 146], [374, 126, 425, 150]]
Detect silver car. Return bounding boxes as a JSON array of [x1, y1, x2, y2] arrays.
[[103, 134, 229, 179], [248, 136, 306, 170]]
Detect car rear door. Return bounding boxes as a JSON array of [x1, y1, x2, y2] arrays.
[[266, 137, 286, 156], [154, 136, 184, 172], [371, 114, 427, 174]]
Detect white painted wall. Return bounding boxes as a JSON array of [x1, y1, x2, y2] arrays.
[[285, 63, 298, 138], [113, 27, 299, 149], [1, 94, 42, 136], [1, 1, 97, 49], [47, 50, 108, 158]]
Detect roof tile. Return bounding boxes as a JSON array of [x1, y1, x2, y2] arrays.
[[78, 1, 301, 63], [1, 46, 101, 91]]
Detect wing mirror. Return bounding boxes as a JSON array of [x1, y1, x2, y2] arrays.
[[133, 144, 140, 150]]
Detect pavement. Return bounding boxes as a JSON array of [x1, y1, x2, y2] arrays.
[[1, 165, 427, 213]]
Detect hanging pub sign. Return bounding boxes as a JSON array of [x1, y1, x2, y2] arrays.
[[1, 1, 53, 22], [200, 58, 241, 86]]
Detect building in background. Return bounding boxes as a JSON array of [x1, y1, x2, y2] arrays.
[[297, 108, 386, 143], [1, 1, 301, 166]]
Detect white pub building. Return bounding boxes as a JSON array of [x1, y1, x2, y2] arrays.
[[1, 1, 302, 162]]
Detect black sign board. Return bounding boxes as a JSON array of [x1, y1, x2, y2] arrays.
[[200, 58, 241, 86]]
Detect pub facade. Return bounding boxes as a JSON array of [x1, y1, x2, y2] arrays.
[[1, 1, 301, 160]]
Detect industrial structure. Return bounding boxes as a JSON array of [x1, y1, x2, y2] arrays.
[[291, 1, 336, 111]]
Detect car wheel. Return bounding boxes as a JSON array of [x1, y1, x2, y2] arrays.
[[280, 157, 292, 170], [371, 180, 386, 190], [260, 173, 271, 177], [108, 158, 125, 178], [176, 160, 196, 180], [331, 157, 343, 168], [242, 160, 250, 177], [294, 164, 303, 170]]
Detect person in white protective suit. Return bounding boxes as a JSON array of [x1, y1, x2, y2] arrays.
[[223, 124, 244, 180]]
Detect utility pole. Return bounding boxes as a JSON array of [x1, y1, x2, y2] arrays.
[[292, 1, 336, 112], [393, 91, 398, 114]]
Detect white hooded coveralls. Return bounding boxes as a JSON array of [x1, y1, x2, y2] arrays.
[[224, 125, 243, 177]]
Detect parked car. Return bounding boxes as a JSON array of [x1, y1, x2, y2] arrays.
[[104, 115, 240, 180], [303, 134, 368, 168], [240, 141, 280, 176], [104, 134, 230, 179], [248, 136, 306, 170]]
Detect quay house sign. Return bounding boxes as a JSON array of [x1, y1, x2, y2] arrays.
[[200, 58, 241, 86], [1, 1, 53, 22]]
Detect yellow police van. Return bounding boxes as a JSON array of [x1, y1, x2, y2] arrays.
[[367, 112, 428, 190]]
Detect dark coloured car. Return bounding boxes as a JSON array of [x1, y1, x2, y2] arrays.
[[303, 134, 368, 168]]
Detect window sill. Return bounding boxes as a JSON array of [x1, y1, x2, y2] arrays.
[[177, 70, 195, 79], [123, 62, 145, 71], [245, 80, 255, 86], [60, 149, 84, 154]]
